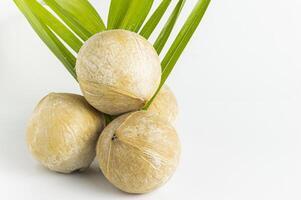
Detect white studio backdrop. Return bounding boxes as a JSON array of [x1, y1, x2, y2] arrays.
[[0, 0, 301, 199]]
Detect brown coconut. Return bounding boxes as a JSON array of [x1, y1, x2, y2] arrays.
[[76, 30, 161, 115], [148, 85, 179, 124], [27, 93, 105, 173], [96, 111, 181, 194]]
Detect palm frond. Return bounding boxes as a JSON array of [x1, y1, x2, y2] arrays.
[[43, 0, 106, 41], [119, 0, 154, 32], [161, 0, 210, 74], [14, 0, 77, 79], [25, 0, 82, 52], [107, 0, 131, 29], [153, 0, 185, 55], [140, 0, 171, 39], [144, 0, 211, 109]]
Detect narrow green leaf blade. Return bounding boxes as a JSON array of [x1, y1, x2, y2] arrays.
[[144, 0, 211, 109], [25, 0, 82, 52], [140, 0, 171, 39], [161, 0, 210, 74], [13, 0, 77, 80], [44, 0, 106, 35], [119, 0, 154, 32], [107, 0, 131, 30], [43, 0, 93, 41], [153, 0, 185, 55]]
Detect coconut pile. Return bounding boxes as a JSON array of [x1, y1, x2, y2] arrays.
[[27, 30, 181, 194]]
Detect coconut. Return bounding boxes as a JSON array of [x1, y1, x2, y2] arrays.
[[148, 85, 179, 124], [96, 111, 181, 194], [27, 93, 105, 173], [76, 30, 161, 115]]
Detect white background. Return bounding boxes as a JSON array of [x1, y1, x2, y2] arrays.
[[1, 0, 301, 199]]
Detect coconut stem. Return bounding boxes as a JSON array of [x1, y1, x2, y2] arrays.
[[104, 114, 115, 125]]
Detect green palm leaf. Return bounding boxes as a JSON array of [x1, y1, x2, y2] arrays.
[[119, 0, 154, 32], [144, 0, 211, 109], [161, 0, 210, 74], [14, 0, 77, 79], [44, 0, 105, 37], [140, 0, 171, 39], [153, 0, 185, 55], [24, 0, 82, 53], [107, 0, 131, 29], [43, 0, 105, 41]]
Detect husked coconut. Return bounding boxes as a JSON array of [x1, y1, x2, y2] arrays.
[[27, 93, 105, 173], [148, 85, 179, 124], [96, 111, 181, 194], [76, 30, 161, 115]]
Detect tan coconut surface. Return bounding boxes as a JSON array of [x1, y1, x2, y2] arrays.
[[148, 85, 179, 124], [76, 30, 161, 115], [27, 93, 105, 173], [96, 111, 181, 194]]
